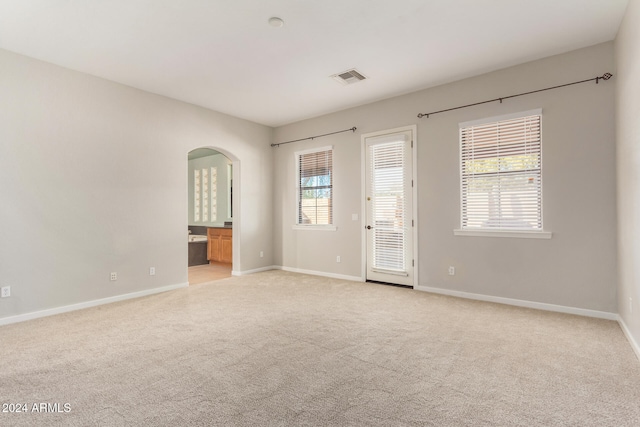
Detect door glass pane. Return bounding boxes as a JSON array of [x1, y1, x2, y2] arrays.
[[370, 141, 406, 272]]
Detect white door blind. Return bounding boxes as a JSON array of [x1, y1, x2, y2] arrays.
[[298, 148, 333, 225], [370, 141, 407, 272], [460, 113, 542, 230]]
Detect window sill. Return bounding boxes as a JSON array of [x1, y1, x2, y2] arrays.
[[293, 225, 337, 231], [453, 229, 552, 239]]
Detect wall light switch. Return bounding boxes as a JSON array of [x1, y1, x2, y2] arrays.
[[336, 256, 341, 263]]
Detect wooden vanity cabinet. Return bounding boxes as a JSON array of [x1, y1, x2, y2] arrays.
[[207, 227, 232, 264]]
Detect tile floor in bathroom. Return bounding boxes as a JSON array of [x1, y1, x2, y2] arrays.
[[188, 262, 232, 285]]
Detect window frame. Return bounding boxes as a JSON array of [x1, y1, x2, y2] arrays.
[[454, 109, 551, 239], [293, 146, 337, 231]]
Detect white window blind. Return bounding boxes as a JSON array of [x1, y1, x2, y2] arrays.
[[297, 147, 333, 225], [370, 140, 407, 272], [460, 111, 542, 230]]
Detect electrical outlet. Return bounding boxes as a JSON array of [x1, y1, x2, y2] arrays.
[[260, 251, 264, 258], [336, 255, 341, 263], [110, 272, 117, 281], [448, 266, 455, 276], [1, 286, 10, 298], [149, 267, 155, 276]]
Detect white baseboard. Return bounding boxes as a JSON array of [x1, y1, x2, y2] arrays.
[[0, 282, 189, 327], [618, 315, 640, 362], [274, 265, 363, 282], [414, 285, 618, 320], [232, 266, 277, 276]]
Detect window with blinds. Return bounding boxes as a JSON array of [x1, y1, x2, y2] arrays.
[[460, 110, 542, 231], [369, 140, 407, 272], [296, 147, 333, 225]]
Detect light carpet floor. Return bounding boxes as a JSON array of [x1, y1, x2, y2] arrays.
[[1, 270, 639, 426]]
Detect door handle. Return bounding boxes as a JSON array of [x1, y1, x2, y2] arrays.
[[366, 225, 373, 230]]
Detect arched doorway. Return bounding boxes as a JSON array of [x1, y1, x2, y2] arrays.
[[187, 147, 239, 284]]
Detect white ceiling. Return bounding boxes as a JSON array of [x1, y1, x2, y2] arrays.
[[0, 0, 629, 127]]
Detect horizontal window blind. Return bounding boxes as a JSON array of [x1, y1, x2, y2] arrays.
[[370, 141, 406, 272], [460, 113, 542, 230], [297, 148, 333, 225]]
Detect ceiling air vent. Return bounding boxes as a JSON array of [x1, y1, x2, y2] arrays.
[[331, 69, 367, 85]]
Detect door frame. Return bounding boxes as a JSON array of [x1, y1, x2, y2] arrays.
[[360, 125, 419, 288], [187, 146, 240, 274]]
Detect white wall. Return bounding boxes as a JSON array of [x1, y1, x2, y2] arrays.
[[274, 42, 617, 313], [0, 48, 273, 320], [616, 0, 640, 349]]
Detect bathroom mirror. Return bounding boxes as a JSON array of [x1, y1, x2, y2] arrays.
[[228, 163, 233, 219]]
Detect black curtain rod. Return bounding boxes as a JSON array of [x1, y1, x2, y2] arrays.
[[271, 127, 357, 147], [417, 73, 613, 119]]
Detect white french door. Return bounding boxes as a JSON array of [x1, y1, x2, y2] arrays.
[[364, 129, 414, 287]]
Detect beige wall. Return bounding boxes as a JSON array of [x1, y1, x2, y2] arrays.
[[0, 36, 623, 321], [0, 48, 273, 320], [274, 42, 617, 312], [616, 0, 640, 348]]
